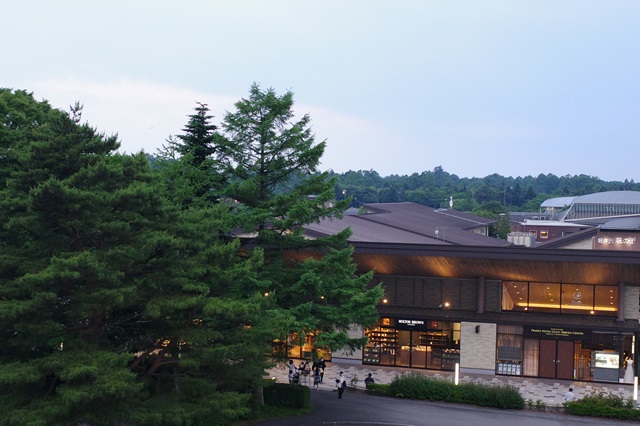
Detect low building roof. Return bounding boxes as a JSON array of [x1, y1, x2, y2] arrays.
[[601, 217, 640, 231], [304, 202, 509, 247]]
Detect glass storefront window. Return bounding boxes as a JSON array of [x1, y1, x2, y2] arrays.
[[502, 281, 528, 311], [496, 324, 523, 376], [561, 284, 594, 314], [529, 282, 560, 313], [594, 286, 618, 317], [364, 318, 460, 370], [502, 281, 618, 316]]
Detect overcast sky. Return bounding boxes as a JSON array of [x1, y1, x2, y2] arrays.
[[4, 1, 639, 181]]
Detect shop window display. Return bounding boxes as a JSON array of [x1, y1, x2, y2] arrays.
[[502, 281, 618, 316], [364, 318, 460, 370]]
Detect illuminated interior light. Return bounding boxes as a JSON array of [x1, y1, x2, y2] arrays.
[[516, 302, 616, 311]]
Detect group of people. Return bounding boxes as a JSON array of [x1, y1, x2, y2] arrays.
[[287, 357, 376, 399], [288, 357, 327, 388]]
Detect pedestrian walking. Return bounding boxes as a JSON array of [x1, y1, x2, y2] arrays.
[[288, 360, 298, 385], [312, 367, 321, 390], [336, 371, 346, 399], [313, 357, 326, 383]]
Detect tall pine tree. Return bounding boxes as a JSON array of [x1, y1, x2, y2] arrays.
[[221, 84, 383, 358], [150, 101, 286, 419], [0, 89, 151, 424]]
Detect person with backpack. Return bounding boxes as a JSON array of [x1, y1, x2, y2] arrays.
[[335, 371, 346, 399]]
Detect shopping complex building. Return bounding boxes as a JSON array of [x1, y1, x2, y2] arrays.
[[294, 197, 640, 384]]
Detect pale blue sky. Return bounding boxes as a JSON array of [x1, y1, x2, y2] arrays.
[[4, 1, 639, 181]]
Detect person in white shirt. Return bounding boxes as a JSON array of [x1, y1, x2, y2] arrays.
[[336, 371, 346, 399], [288, 360, 299, 384], [565, 387, 576, 402]]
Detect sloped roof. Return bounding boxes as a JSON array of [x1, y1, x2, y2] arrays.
[[304, 202, 509, 247], [601, 217, 640, 230], [573, 191, 640, 204], [540, 196, 575, 209], [542, 191, 640, 209]]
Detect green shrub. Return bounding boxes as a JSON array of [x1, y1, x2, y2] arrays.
[[263, 383, 310, 409], [366, 383, 390, 394], [384, 373, 524, 410], [564, 392, 640, 421]]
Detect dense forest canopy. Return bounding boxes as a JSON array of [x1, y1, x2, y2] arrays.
[[331, 166, 638, 214]]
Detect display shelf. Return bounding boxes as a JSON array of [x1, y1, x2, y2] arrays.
[[363, 347, 381, 364], [364, 327, 397, 365], [441, 349, 460, 371], [419, 332, 447, 348]]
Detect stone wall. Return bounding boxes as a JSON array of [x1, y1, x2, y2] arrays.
[[460, 321, 496, 374]]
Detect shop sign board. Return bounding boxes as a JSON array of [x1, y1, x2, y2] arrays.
[[396, 318, 428, 330], [523, 326, 591, 340], [593, 232, 639, 251]]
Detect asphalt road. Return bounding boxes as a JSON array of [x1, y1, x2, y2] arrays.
[[252, 389, 639, 426]]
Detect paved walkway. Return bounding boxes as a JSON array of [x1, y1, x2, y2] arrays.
[[266, 359, 635, 407]]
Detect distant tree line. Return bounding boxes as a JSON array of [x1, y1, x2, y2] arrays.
[[331, 166, 639, 217]]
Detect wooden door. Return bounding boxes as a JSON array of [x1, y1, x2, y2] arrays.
[[556, 340, 574, 380], [538, 340, 557, 378]]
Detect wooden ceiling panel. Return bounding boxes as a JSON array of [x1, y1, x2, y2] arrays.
[[352, 253, 640, 285]]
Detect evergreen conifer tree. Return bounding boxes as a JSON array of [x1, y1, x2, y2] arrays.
[[221, 84, 383, 359]]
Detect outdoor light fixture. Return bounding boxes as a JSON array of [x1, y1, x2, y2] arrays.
[[475, 325, 480, 334], [382, 298, 388, 304]]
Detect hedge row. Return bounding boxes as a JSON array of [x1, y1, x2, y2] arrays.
[[370, 372, 524, 410], [564, 392, 640, 421]]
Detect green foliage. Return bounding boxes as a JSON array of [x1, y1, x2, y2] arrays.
[[333, 166, 639, 212], [564, 392, 640, 420], [0, 89, 270, 426], [130, 382, 251, 426], [219, 84, 384, 358], [263, 383, 311, 408], [366, 382, 390, 393], [385, 373, 524, 410], [0, 86, 385, 425]]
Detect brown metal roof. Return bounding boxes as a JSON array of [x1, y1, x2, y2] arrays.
[[304, 202, 508, 247]]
